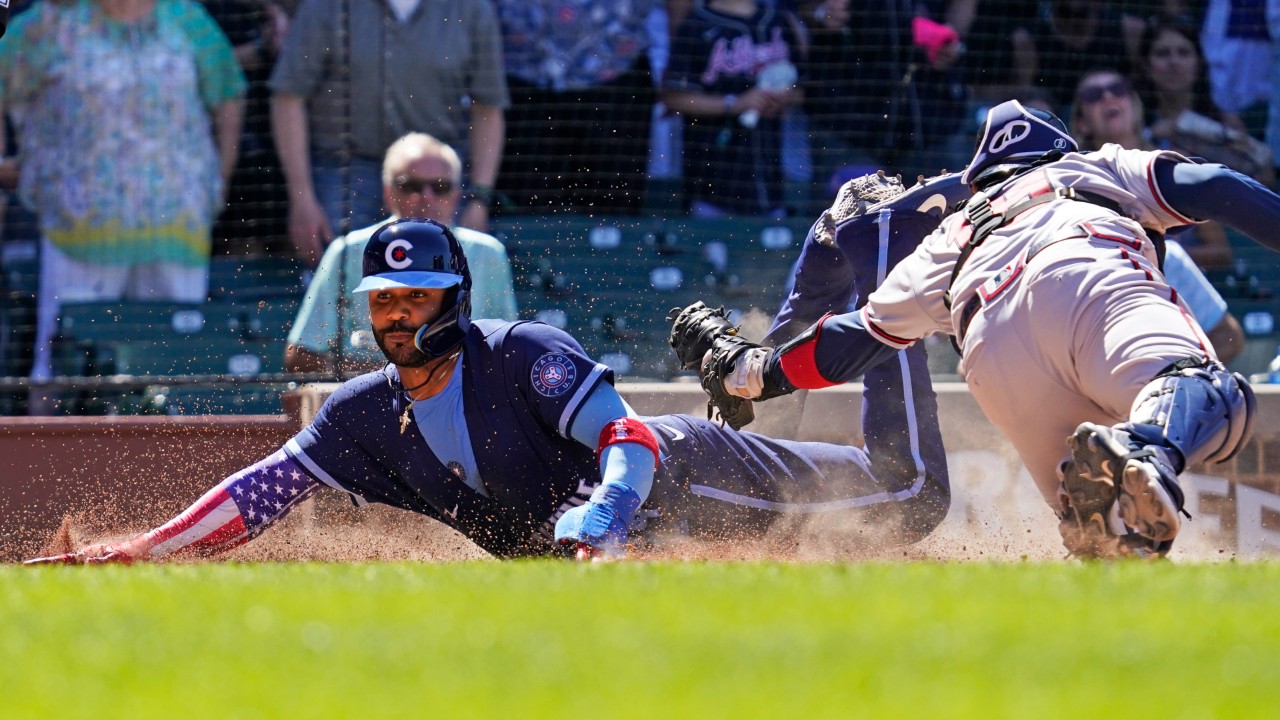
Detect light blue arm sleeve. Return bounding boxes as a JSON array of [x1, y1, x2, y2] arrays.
[[566, 383, 655, 503]]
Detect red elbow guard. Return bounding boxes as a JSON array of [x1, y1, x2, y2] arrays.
[[596, 417, 660, 469], [778, 315, 841, 389]]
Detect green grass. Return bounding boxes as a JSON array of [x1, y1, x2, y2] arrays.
[[3, 561, 1279, 718]]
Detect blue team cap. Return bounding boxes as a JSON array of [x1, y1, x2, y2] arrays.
[[353, 218, 469, 294]]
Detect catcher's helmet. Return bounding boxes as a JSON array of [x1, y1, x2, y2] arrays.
[[961, 100, 1077, 187], [354, 218, 471, 357]]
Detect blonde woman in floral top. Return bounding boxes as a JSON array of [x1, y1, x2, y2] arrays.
[[0, 0, 246, 391]]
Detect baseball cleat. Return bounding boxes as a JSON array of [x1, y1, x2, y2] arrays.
[[1067, 422, 1182, 545]]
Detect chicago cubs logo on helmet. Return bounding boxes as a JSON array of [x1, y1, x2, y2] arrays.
[[385, 239, 414, 270], [531, 353, 577, 397], [962, 100, 1077, 185]]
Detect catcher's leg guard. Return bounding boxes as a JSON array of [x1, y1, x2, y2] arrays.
[[1125, 358, 1256, 470]]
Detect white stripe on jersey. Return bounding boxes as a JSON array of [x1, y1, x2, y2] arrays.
[[286, 438, 368, 506], [689, 481, 920, 512], [558, 363, 609, 438]]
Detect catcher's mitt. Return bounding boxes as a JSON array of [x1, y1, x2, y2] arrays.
[[667, 302, 759, 430], [815, 170, 907, 247]]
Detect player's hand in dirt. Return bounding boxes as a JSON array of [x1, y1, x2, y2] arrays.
[[555, 483, 642, 561], [24, 540, 146, 566], [571, 543, 611, 563]]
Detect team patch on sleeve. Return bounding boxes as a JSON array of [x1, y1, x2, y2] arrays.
[[531, 352, 578, 397]]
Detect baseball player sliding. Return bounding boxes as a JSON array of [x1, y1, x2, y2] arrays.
[[27, 218, 950, 564], [672, 100, 1276, 558]]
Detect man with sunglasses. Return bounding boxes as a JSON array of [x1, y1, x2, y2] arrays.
[[285, 133, 517, 375], [26, 218, 950, 564]]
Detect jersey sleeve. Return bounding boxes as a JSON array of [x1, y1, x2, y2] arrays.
[[662, 21, 704, 92], [463, 0, 510, 108], [504, 323, 616, 439], [0, 5, 53, 102], [268, 0, 334, 97], [1107, 146, 1200, 230], [283, 378, 393, 505]]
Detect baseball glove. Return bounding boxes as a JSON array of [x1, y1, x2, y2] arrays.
[[667, 302, 758, 430], [815, 170, 907, 247]]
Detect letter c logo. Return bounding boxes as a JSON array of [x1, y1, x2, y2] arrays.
[[385, 239, 413, 270]]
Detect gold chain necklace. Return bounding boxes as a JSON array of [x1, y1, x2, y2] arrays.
[[398, 351, 461, 434]]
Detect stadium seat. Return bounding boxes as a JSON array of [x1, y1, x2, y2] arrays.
[[208, 256, 308, 300], [492, 215, 806, 379]]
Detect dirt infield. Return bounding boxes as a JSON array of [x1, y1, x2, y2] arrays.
[[26, 484, 1238, 564]]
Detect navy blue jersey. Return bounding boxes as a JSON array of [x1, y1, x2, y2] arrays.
[[664, 4, 803, 215], [286, 320, 613, 557]]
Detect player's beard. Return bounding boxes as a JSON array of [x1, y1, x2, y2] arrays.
[[374, 321, 432, 368]]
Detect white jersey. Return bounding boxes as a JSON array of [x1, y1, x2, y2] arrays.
[[862, 145, 1198, 350]]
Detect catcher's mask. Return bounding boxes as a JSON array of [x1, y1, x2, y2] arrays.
[[962, 100, 1077, 188], [354, 217, 472, 358]]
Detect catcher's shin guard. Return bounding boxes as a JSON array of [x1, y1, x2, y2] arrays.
[[1125, 358, 1256, 470]]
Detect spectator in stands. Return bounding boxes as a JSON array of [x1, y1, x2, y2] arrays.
[[1071, 67, 1233, 268], [1137, 14, 1274, 189], [270, 0, 508, 264], [285, 133, 517, 374], [1011, 0, 1145, 114], [491, 1, 658, 216], [802, 0, 971, 188], [661, 0, 807, 218], [0, 0, 246, 411], [1268, 1, 1280, 175], [1069, 68, 1245, 360], [963, 0, 1037, 100], [1200, 0, 1272, 137], [205, 0, 290, 256]]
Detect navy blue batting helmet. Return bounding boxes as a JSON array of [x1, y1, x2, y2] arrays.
[[962, 100, 1077, 187], [356, 218, 471, 358]]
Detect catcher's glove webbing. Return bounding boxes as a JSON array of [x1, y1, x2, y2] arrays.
[[815, 170, 907, 247], [667, 302, 759, 430]]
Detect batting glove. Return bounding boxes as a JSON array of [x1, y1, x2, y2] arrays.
[[555, 482, 643, 559]]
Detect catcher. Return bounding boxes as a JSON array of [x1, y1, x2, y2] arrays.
[[26, 218, 949, 565], [672, 100, 1272, 559]]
